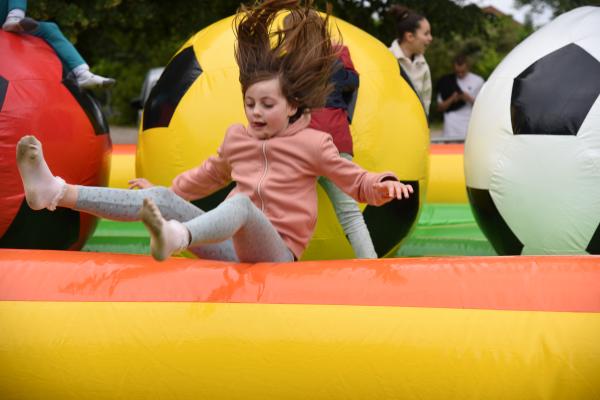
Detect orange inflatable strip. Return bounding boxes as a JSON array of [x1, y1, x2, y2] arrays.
[[111, 143, 136, 155], [430, 143, 464, 154], [1, 249, 599, 312]]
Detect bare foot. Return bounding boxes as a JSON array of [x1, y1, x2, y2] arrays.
[[16, 135, 66, 210], [140, 198, 190, 261]]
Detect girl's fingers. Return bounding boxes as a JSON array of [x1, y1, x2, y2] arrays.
[[374, 182, 412, 200]]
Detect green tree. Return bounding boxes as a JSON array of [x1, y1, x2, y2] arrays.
[[28, 0, 240, 125], [515, 0, 600, 16]]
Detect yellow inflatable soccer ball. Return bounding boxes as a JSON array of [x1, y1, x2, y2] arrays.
[[137, 14, 429, 260]]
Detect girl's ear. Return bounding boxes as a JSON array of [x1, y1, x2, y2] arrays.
[[287, 104, 298, 118]]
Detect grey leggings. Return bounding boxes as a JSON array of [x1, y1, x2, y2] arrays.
[[75, 186, 294, 263], [318, 153, 377, 259]]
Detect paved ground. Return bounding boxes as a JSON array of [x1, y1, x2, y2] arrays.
[[110, 125, 138, 144]]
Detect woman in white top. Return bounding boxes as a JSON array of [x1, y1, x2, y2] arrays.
[[388, 5, 433, 116]]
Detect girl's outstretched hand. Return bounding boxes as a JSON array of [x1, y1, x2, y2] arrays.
[[128, 178, 154, 190], [373, 180, 413, 203]]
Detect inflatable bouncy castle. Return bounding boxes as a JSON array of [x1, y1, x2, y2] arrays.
[[1, 7, 600, 400]]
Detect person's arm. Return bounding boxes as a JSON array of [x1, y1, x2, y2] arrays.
[[334, 46, 359, 94], [458, 91, 475, 104], [170, 133, 233, 201], [332, 62, 359, 94], [316, 135, 412, 206], [437, 91, 461, 112]]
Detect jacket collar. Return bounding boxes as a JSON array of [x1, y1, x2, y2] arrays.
[[389, 39, 426, 66]]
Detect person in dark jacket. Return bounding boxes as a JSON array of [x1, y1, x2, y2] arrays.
[[309, 45, 378, 258]]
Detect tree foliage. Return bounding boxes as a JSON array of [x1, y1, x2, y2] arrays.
[[21, 0, 558, 125], [515, 0, 599, 16]]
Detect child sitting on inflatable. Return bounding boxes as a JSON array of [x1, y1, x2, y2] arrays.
[[16, 0, 412, 263], [1, 0, 115, 88]]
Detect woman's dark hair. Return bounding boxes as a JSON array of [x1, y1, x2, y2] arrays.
[[389, 4, 426, 43], [234, 0, 338, 112]]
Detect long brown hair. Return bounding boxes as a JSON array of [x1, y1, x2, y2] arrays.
[[234, 0, 338, 113]]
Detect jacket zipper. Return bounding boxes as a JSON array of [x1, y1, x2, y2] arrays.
[[257, 141, 268, 212]]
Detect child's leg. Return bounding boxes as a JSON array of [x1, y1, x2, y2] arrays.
[[16, 135, 237, 261], [76, 186, 197, 221], [318, 154, 377, 259], [0, 0, 10, 23], [7, 0, 27, 14], [30, 22, 115, 88], [77, 185, 238, 261], [29, 22, 84, 71], [17, 136, 192, 219], [141, 194, 294, 263]]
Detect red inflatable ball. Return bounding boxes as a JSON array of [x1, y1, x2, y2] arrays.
[[0, 31, 111, 250]]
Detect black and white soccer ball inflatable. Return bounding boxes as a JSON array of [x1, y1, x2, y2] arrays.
[[464, 6, 600, 255]]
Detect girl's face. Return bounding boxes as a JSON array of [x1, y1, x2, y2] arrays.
[[244, 77, 298, 139], [404, 18, 432, 56]]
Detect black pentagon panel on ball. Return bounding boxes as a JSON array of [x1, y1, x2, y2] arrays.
[[585, 223, 600, 254], [467, 187, 523, 255], [0, 75, 8, 111], [363, 180, 419, 257], [143, 46, 203, 130], [62, 76, 110, 135], [511, 43, 600, 136], [0, 200, 80, 250]]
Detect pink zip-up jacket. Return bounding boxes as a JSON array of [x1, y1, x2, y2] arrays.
[[170, 113, 397, 259]]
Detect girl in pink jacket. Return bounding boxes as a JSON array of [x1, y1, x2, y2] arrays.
[[15, 0, 412, 263]]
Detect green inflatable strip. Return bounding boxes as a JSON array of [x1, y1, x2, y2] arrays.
[[83, 220, 150, 255], [396, 204, 496, 257], [83, 204, 495, 257]]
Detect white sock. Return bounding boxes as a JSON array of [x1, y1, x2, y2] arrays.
[[3, 9, 25, 31], [6, 9, 25, 21], [16, 136, 66, 211], [72, 63, 90, 77], [72, 64, 115, 88], [141, 198, 190, 261]]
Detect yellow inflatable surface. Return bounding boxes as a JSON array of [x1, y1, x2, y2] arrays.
[[426, 144, 468, 203], [136, 14, 429, 259], [2, 249, 600, 399]]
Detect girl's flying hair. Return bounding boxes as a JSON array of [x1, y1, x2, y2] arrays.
[[234, 0, 338, 113]]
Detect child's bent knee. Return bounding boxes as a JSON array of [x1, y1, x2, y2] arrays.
[[228, 193, 255, 210]]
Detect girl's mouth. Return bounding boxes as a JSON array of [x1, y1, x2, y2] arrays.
[[252, 122, 267, 129]]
